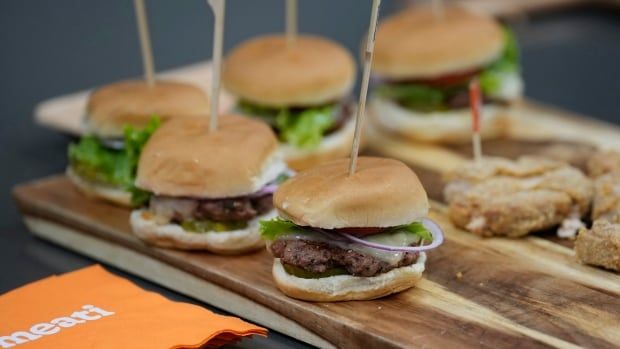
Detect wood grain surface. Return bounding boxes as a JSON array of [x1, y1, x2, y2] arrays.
[[13, 176, 620, 349]]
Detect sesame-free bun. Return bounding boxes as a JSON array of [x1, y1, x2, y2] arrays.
[[136, 115, 285, 198], [85, 80, 210, 138], [223, 35, 356, 107], [272, 254, 426, 301], [130, 209, 273, 253], [368, 96, 509, 143], [282, 114, 356, 171], [66, 167, 132, 207], [274, 157, 429, 229], [373, 6, 505, 79]]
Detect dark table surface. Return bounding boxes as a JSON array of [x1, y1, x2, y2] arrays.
[[1, 1, 619, 348]]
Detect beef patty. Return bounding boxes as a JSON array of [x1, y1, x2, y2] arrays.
[[150, 194, 273, 223], [270, 239, 418, 277]]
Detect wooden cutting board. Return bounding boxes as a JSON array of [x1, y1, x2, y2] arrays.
[[13, 175, 620, 349]]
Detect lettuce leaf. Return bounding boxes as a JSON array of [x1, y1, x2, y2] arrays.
[[68, 136, 126, 186], [68, 117, 160, 206], [479, 28, 520, 95], [394, 222, 432, 242], [239, 101, 335, 149], [259, 218, 433, 243], [374, 84, 450, 112], [259, 218, 301, 241]]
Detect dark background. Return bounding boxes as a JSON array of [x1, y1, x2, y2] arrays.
[[1, 1, 619, 347]]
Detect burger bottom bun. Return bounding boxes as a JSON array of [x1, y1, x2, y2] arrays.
[[272, 253, 426, 302], [282, 114, 356, 171], [130, 209, 275, 254], [66, 167, 132, 207], [369, 97, 511, 144]]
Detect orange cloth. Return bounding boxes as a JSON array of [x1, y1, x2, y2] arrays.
[[0, 265, 266, 349]]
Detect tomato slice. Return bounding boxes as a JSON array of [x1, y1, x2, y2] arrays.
[[332, 227, 387, 237], [419, 68, 480, 87]]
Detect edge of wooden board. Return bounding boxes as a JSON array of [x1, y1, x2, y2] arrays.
[[23, 215, 335, 349]]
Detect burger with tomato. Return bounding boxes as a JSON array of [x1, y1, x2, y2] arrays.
[[369, 6, 522, 143], [260, 157, 444, 301]]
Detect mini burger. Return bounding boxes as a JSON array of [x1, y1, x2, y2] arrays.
[[369, 6, 523, 143], [67, 80, 210, 206], [260, 157, 444, 301], [130, 115, 290, 254], [223, 35, 357, 170]]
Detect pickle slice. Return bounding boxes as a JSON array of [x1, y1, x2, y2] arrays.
[[283, 263, 349, 279], [181, 220, 248, 233]]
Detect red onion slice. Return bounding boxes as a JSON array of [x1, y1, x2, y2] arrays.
[[250, 169, 296, 197], [251, 183, 278, 197], [337, 218, 445, 252]]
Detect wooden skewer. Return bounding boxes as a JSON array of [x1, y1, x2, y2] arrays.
[[431, 0, 445, 20], [468, 79, 483, 163], [133, 0, 156, 87], [349, 0, 381, 176], [207, 0, 226, 132], [286, 0, 298, 47]]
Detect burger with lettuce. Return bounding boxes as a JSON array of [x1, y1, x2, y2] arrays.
[[67, 80, 210, 206], [260, 157, 444, 301], [369, 6, 523, 143], [223, 35, 357, 170]]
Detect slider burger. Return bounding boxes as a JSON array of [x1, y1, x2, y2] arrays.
[[369, 6, 523, 143], [223, 35, 357, 170], [130, 115, 289, 253], [260, 157, 444, 301], [68, 80, 210, 206], [444, 156, 593, 238]]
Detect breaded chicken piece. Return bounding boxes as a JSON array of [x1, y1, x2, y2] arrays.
[[587, 150, 620, 178], [592, 171, 620, 224], [444, 156, 593, 238], [575, 220, 620, 271]]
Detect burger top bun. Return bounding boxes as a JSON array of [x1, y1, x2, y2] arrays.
[[86, 80, 210, 138], [136, 115, 284, 198], [373, 6, 505, 79], [223, 35, 356, 107], [274, 157, 429, 229]]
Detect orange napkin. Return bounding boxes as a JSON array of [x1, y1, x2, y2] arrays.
[[0, 265, 267, 349]]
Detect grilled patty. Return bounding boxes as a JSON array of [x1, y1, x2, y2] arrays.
[[150, 194, 273, 223], [270, 239, 418, 277]]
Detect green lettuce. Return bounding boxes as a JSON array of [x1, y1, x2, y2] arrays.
[[375, 27, 520, 112], [259, 218, 432, 243], [259, 218, 302, 241], [68, 117, 160, 206], [479, 28, 520, 95], [374, 84, 454, 112], [239, 101, 335, 149]]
